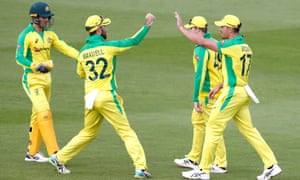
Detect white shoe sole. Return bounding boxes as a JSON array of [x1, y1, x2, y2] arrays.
[[257, 165, 282, 180], [25, 158, 49, 163]]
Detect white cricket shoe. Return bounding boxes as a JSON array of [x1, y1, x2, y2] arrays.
[[134, 169, 151, 179], [210, 164, 228, 173], [25, 152, 48, 162], [49, 154, 71, 174], [182, 169, 210, 180], [174, 157, 199, 169], [256, 164, 282, 180]]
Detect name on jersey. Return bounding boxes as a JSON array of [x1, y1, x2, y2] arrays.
[[82, 49, 104, 59], [241, 45, 251, 52]]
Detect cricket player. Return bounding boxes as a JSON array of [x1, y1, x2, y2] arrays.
[[175, 12, 282, 180], [15, 2, 79, 162], [174, 16, 228, 173], [49, 13, 155, 179]]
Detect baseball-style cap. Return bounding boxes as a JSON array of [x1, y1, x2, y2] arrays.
[[29, 2, 54, 18], [184, 16, 207, 29], [85, 15, 111, 32], [215, 15, 241, 28]]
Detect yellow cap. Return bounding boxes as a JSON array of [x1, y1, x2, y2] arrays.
[[85, 15, 111, 32], [214, 15, 241, 28], [184, 16, 207, 29]]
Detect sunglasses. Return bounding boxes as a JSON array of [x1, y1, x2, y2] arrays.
[[98, 15, 104, 26], [85, 15, 105, 32], [188, 19, 196, 27]]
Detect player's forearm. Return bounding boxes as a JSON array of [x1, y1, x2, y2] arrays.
[[54, 41, 79, 60], [216, 83, 223, 90], [176, 19, 218, 52], [119, 12, 154, 46], [113, 25, 150, 49], [16, 53, 32, 68], [128, 25, 150, 45], [178, 26, 203, 44], [76, 61, 85, 79]]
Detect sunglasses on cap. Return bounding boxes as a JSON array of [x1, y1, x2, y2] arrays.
[[98, 15, 104, 26], [188, 19, 196, 27]]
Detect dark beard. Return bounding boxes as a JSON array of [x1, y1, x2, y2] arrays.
[[101, 34, 107, 39]]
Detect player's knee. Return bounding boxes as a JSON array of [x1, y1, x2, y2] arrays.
[[37, 110, 52, 121], [80, 129, 99, 139]]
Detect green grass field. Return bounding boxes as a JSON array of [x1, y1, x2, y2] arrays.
[[1, 0, 300, 179]]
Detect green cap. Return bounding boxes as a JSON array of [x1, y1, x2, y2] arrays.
[[29, 2, 54, 18]]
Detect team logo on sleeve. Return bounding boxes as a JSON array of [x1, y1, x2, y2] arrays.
[[220, 40, 225, 46], [195, 55, 203, 62], [47, 37, 52, 43]]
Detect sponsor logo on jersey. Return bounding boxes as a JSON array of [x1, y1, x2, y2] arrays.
[[33, 46, 50, 52]]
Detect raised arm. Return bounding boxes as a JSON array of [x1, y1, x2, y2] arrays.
[[174, 11, 218, 52], [109, 13, 156, 53]]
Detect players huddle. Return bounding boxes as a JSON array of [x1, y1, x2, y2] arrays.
[[15, 1, 282, 180]]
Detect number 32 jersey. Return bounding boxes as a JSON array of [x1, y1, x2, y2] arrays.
[[217, 35, 253, 88], [77, 26, 150, 94]]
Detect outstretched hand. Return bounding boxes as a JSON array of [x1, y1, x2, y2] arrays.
[[174, 11, 183, 29], [145, 13, 155, 27]]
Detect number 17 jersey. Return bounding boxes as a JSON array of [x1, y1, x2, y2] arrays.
[[217, 35, 253, 88]]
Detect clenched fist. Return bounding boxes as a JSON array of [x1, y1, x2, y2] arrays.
[[145, 13, 155, 27]]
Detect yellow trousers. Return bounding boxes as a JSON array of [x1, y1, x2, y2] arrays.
[[187, 97, 227, 167], [22, 73, 59, 156], [57, 90, 148, 170], [200, 87, 278, 173]]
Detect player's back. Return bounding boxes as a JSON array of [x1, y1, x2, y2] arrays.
[[218, 35, 253, 88]]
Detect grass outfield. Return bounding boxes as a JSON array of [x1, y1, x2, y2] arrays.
[[1, 0, 300, 179]]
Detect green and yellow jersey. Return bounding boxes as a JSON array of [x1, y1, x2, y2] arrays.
[[193, 32, 222, 103], [217, 35, 253, 88], [77, 25, 150, 94], [16, 23, 78, 73]]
